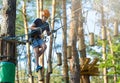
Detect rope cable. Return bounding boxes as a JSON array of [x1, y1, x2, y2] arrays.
[[48, 0, 89, 25], [0, 3, 89, 42]]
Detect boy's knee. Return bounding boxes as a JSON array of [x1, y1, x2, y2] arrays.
[[42, 44, 47, 50], [45, 44, 47, 49]]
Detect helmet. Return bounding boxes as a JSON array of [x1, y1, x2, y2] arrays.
[[42, 9, 50, 18]]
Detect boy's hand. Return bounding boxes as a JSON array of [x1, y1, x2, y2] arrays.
[[51, 30, 57, 33]]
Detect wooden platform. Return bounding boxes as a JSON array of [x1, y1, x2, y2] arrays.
[[80, 58, 99, 76]]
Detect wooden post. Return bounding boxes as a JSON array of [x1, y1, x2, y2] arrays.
[[47, 61, 52, 74], [7, 41, 10, 60], [28, 76, 34, 83], [101, 26, 107, 40], [78, 39, 86, 51], [88, 58, 98, 71], [89, 33, 94, 46], [67, 46, 72, 59], [0, 37, 3, 60], [113, 20, 118, 37], [38, 69, 43, 81], [80, 58, 91, 71], [56, 52, 62, 66]]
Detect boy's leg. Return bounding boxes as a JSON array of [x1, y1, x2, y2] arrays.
[[39, 43, 47, 56], [34, 47, 43, 72], [34, 47, 39, 66]]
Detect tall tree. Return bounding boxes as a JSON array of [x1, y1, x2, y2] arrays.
[[36, 0, 44, 83], [36, 0, 40, 18], [62, 0, 69, 83], [78, 0, 90, 83], [46, 0, 56, 83], [107, 28, 117, 83], [22, 1, 33, 83], [101, 1, 108, 83], [0, 0, 16, 82], [69, 0, 80, 83]]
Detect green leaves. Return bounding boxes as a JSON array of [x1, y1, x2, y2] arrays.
[[99, 54, 114, 68]]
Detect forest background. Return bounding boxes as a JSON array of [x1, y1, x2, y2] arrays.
[[0, 0, 120, 83]]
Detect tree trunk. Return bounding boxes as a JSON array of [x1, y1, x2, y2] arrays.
[[1, 0, 16, 62], [22, 1, 34, 83], [36, 0, 40, 18], [37, 0, 44, 83], [46, 0, 56, 83], [77, 0, 90, 83], [40, 0, 43, 18], [36, 0, 43, 18], [107, 29, 117, 83], [16, 64, 19, 83], [101, 3, 108, 83], [102, 41, 108, 83], [69, 0, 80, 83], [0, 0, 16, 82], [62, 0, 69, 83]]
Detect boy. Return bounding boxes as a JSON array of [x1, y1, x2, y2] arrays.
[[31, 9, 55, 72]]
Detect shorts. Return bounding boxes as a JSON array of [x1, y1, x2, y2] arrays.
[[31, 38, 44, 48]]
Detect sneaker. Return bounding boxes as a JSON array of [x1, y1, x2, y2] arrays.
[[36, 65, 42, 72]]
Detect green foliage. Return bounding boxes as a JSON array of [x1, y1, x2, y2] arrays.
[[90, 76, 104, 83], [87, 33, 120, 82], [99, 54, 114, 68], [14, 0, 120, 82], [50, 67, 64, 83], [16, 0, 36, 36], [16, 9, 24, 35]]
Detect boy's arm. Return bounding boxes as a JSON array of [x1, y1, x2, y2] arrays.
[[46, 31, 52, 36], [46, 30, 57, 36], [31, 24, 38, 30]]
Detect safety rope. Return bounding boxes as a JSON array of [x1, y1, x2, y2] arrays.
[[2, 17, 74, 45], [0, 1, 86, 42]]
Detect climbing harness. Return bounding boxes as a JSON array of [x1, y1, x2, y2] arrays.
[[30, 22, 49, 38]]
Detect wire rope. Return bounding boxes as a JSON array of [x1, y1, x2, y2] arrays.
[[0, 0, 89, 41]]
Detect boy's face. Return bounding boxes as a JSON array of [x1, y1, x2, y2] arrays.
[[42, 16, 48, 22]]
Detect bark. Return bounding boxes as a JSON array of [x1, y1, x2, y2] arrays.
[[101, 3, 108, 83], [69, 0, 80, 83], [0, 0, 16, 82], [46, 0, 56, 83], [36, 0, 44, 83], [36, 0, 40, 18], [107, 29, 117, 83], [77, 0, 90, 83], [1, 0, 16, 63], [16, 64, 19, 83], [40, 0, 43, 18], [102, 41, 108, 83], [22, 1, 33, 83], [62, 0, 69, 83]]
